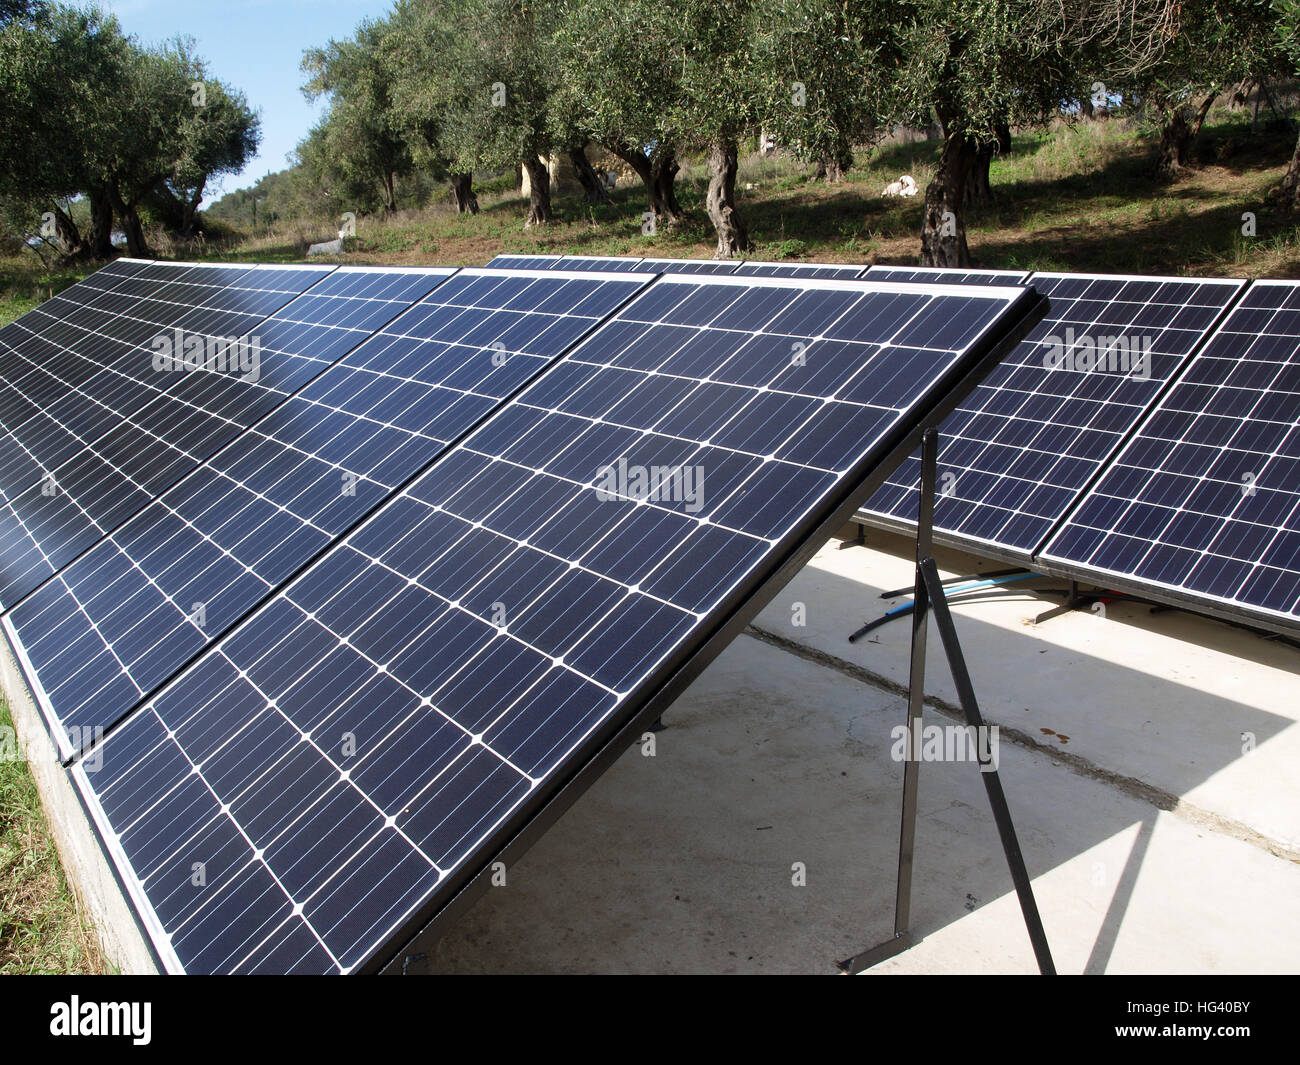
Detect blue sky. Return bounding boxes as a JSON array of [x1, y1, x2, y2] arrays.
[[100, 0, 393, 199]]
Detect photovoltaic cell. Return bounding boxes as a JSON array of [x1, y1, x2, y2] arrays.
[[630, 257, 741, 275], [1041, 279, 1300, 630], [555, 256, 643, 272], [66, 273, 1038, 972], [863, 264, 1031, 285], [0, 263, 343, 605], [859, 273, 1245, 556], [484, 255, 563, 270], [734, 261, 867, 280], [5, 269, 648, 760]]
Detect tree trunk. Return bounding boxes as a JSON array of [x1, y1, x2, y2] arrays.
[[1283, 128, 1300, 208], [920, 119, 978, 267], [965, 140, 994, 207], [569, 143, 612, 205], [109, 187, 151, 258], [85, 186, 114, 259], [1191, 90, 1217, 138], [381, 170, 397, 215], [704, 138, 750, 259], [50, 202, 82, 256], [1155, 107, 1191, 178], [608, 141, 684, 228], [449, 172, 479, 214], [995, 121, 1012, 156], [649, 147, 683, 224], [814, 139, 853, 183], [521, 155, 554, 227]]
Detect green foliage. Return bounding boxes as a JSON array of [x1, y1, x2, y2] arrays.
[[0, 2, 259, 254]]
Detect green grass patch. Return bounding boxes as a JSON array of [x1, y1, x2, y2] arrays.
[[0, 696, 106, 974]]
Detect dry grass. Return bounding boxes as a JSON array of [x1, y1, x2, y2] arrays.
[[0, 697, 107, 974]]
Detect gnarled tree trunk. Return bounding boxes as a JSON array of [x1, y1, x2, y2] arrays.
[[449, 172, 479, 214], [814, 141, 853, 183], [108, 187, 150, 258], [85, 186, 115, 260], [607, 141, 684, 228], [921, 117, 978, 267], [1283, 128, 1300, 207], [50, 203, 82, 257], [521, 155, 554, 228], [570, 143, 612, 206], [965, 140, 994, 207], [705, 138, 750, 259], [1155, 107, 1191, 178]]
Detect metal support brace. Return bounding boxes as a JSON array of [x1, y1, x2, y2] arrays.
[[838, 427, 1056, 975]]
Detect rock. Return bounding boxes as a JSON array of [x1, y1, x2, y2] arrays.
[[307, 237, 343, 257]]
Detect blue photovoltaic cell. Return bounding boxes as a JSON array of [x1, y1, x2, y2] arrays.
[[1041, 279, 1300, 627], [734, 261, 867, 280], [630, 258, 741, 275], [860, 273, 1245, 555], [6, 269, 648, 760], [484, 255, 563, 270], [67, 273, 1034, 972], [0, 264, 342, 605], [863, 265, 1031, 285], [555, 256, 643, 272]]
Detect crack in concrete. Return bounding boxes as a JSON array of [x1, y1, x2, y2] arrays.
[[745, 623, 1300, 864]]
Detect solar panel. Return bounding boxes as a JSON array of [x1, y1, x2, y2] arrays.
[[734, 261, 867, 280], [859, 273, 1246, 557], [5, 269, 649, 761], [555, 256, 643, 271], [61, 273, 1042, 972], [0, 264, 348, 605], [630, 257, 741, 274], [864, 265, 1031, 285], [484, 255, 563, 270], [1040, 279, 1300, 633]]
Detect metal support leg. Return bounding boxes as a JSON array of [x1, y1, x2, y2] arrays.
[[837, 428, 938, 973], [1034, 579, 1082, 624], [838, 521, 868, 550], [920, 557, 1056, 975], [839, 427, 1056, 975]]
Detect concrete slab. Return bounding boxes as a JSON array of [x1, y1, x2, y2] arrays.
[[752, 528, 1300, 856], [420, 633, 1300, 974]]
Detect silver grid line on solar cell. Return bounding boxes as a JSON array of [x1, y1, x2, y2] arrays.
[[733, 260, 868, 279], [55, 272, 1042, 972], [4, 268, 650, 763], [1038, 277, 1300, 633], [863, 264, 1032, 285], [856, 271, 1247, 560], [0, 264, 345, 605]]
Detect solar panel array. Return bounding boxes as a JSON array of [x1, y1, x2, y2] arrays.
[[860, 273, 1246, 557], [8, 251, 1300, 974], [0, 263, 341, 607], [6, 268, 650, 761], [1, 260, 1043, 972], [485, 254, 868, 278], [1041, 279, 1300, 630]]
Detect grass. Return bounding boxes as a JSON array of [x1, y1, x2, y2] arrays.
[[0, 696, 105, 973], [0, 107, 1295, 972]]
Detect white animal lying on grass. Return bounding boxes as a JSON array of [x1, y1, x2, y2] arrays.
[[882, 175, 918, 197]]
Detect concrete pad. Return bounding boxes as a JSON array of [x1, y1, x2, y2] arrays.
[[421, 634, 1300, 974], [751, 528, 1300, 856]]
